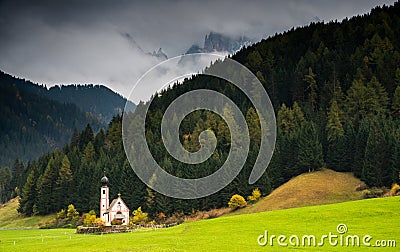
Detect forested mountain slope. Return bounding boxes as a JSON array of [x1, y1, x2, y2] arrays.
[[0, 71, 104, 168], [40, 84, 135, 124]]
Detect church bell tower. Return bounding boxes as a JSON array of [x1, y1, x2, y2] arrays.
[[100, 173, 109, 223]]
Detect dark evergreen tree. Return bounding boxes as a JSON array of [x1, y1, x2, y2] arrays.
[[390, 129, 400, 184], [10, 159, 25, 197], [392, 85, 400, 118], [297, 122, 324, 173], [351, 119, 369, 178], [326, 99, 344, 143], [79, 124, 94, 150], [55, 155, 73, 210], [0, 167, 12, 203], [362, 118, 390, 186], [304, 67, 318, 112], [18, 169, 37, 216], [36, 157, 58, 214], [70, 128, 80, 148]]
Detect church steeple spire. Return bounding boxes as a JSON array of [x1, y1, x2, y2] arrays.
[[100, 173, 110, 224], [101, 171, 109, 186]]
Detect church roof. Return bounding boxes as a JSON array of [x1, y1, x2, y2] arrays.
[[106, 194, 130, 212], [108, 199, 118, 210]]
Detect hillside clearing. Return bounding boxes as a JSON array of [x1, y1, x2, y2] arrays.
[[0, 198, 55, 229], [233, 168, 364, 215]]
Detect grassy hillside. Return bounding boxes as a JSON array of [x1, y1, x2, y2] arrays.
[[0, 198, 55, 229], [0, 196, 398, 251], [233, 169, 364, 215]]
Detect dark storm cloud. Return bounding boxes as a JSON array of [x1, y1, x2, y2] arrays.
[[0, 0, 395, 101]]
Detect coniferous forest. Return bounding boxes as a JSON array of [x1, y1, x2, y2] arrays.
[[2, 2, 400, 218], [0, 71, 134, 168]]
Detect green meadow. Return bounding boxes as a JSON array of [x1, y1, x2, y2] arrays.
[[0, 196, 398, 251]]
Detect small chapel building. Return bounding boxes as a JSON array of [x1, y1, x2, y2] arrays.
[[100, 175, 130, 226]]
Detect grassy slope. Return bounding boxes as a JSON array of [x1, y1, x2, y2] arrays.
[[0, 198, 55, 229], [0, 169, 361, 229], [0, 196, 399, 251], [234, 169, 364, 215]]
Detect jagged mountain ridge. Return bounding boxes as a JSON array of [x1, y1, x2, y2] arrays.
[[186, 32, 253, 54]]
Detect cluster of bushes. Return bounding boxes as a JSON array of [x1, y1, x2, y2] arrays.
[[389, 183, 400, 196], [83, 210, 105, 227], [40, 204, 79, 229], [228, 188, 262, 209], [184, 208, 232, 222], [361, 183, 400, 199], [361, 187, 387, 199]]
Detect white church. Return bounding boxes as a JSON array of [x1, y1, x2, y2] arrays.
[[100, 175, 130, 226]]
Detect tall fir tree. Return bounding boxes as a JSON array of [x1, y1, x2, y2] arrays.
[[362, 118, 390, 187], [18, 169, 37, 216], [390, 129, 400, 184], [0, 167, 12, 203], [367, 76, 389, 115], [297, 122, 324, 173], [392, 85, 400, 118], [277, 103, 295, 134], [246, 107, 261, 147], [55, 155, 73, 210], [36, 157, 58, 214], [326, 99, 344, 143], [10, 159, 25, 197], [304, 67, 318, 112]]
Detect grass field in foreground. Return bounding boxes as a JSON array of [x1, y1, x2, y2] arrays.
[[0, 196, 398, 251]]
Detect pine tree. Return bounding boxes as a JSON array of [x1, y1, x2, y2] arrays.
[[246, 107, 261, 146], [395, 68, 400, 87], [190, 118, 205, 152], [326, 98, 347, 172], [82, 142, 95, 163], [0, 167, 12, 203], [70, 128, 80, 148], [247, 50, 262, 71], [367, 76, 389, 115], [10, 159, 24, 197], [292, 101, 305, 127], [277, 103, 295, 134], [297, 122, 324, 173], [304, 67, 318, 112], [362, 118, 390, 187], [392, 85, 400, 118], [74, 144, 97, 213], [93, 129, 105, 153], [79, 124, 94, 150], [55, 155, 73, 210], [352, 119, 369, 177], [37, 157, 58, 214], [390, 129, 400, 184], [345, 79, 370, 123], [326, 99, 344, 143], [18, 170, 37, 216]]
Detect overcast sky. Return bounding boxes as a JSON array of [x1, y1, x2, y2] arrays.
[[0, 0, 395, 102]]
